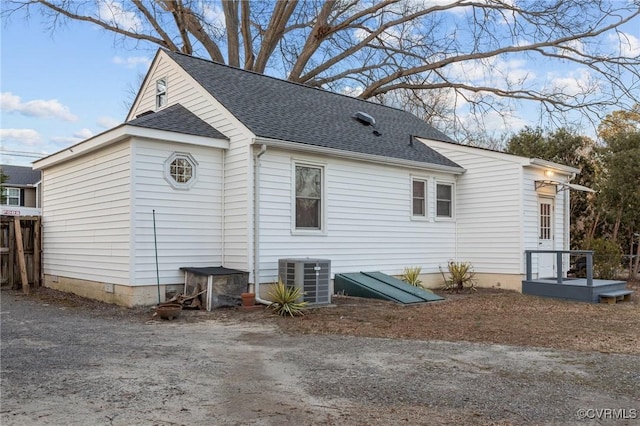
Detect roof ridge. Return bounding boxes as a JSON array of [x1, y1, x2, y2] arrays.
[[163, 49, 412, 115]]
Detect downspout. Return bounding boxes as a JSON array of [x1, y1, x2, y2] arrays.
[[253, 143, 271, 305]]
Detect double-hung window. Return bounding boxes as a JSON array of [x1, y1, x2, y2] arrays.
[[436, 182, 454, 218], [295, 163, 323, 231], [412, 179, 427, 218], [2, 188, 20, 206], [156, 78, 167, 109]]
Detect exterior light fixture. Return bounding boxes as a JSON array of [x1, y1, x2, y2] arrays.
[[544, 170, 554, 178]]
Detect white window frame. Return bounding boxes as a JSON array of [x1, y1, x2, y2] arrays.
[[435, 181, 455, 220], [164, 152, 198, 190], [2, 187, 21, 206], [411, 177, 428, 220], [156, 77, 167, 109], [291, 160, 326, 235]]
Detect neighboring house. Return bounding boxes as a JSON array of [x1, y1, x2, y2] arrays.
[[33, 49, 588, 307], [1, 165, 42, 216]]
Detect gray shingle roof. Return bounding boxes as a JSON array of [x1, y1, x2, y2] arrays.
[[1, 165, 41, 186], [165, 51, 461, 169], [127, 103, 228, 140]]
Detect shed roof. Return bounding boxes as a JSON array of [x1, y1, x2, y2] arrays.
[[128, 104, 228, 140], [1, 165, 41, 186], [164, 51, 461, 169]]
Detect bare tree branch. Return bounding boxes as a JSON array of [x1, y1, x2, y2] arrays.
[[253, 0, 298, 73], [31, 0, 171, 47], [4, 0, 639, 138], [132, 0, 179, 52], [159, 0, 193, 54]]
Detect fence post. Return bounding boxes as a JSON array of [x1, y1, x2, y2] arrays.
[[525, 251, 532, 281], [13, 217, 29, 294]]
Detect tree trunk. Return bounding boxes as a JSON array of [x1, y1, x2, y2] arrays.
[[586, 211, 600, 244], [633, 235, 640, 280], [222, 0, 240, 67], [612, 206, 623, 242], [241, 0, 254, 69]]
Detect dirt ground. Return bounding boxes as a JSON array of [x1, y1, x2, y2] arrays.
[[2, 284, 639, 425], [11, 280, 640, 355], [266, 281, 640, 355]]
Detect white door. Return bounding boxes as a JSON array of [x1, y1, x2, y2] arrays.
[[538, 198, 554, 278]]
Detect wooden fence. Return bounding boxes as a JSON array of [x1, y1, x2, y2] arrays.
[[1, 215, 41, 293]]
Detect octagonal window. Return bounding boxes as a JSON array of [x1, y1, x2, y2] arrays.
[[164, 153, 197, 189]]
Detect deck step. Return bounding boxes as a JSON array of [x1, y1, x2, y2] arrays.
[[599, 290, 633, 304]]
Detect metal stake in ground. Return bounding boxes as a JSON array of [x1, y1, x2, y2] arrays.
[[153, 209, 160, 305]]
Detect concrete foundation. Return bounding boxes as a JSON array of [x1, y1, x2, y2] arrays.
[[43, 274, 174, 307], [415, 272, 523, 292]]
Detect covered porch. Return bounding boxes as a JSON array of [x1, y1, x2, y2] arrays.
[[522, 250, 632, 303]]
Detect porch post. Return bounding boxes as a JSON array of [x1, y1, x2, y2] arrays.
[[556, 251, 563, 284], [586, 252, 593, 286], [525, 251, 532, 281]]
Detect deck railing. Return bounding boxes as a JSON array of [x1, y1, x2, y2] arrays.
[[524, 250, 594, 286]]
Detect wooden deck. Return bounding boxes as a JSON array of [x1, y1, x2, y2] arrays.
[[522, 250, 632, 303], [522, 277, 628, 303]]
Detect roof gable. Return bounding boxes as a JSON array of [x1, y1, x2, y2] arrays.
[[164, 51, 461, 169], [128, 104, 228, 140]]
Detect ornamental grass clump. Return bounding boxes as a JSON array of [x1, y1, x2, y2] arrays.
[[401, 266, 423, 287], [268, 279, 308, 317], [440, 261, 477, 292]]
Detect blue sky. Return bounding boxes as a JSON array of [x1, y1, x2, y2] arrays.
[[1, 3, 639, 167], [1, 14, 154, 166]]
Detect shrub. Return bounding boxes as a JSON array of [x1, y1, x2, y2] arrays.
[[401, 266, 423, 287], [440, 261, 477, 292], [268, 280, 308, 317], [586, 238, 622, 280]]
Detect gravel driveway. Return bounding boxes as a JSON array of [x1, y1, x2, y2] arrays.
[[1, 289, 638, 425]]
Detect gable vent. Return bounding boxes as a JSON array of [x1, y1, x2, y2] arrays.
[[354, 111, 376, 126], [135, 110, 155, 118]]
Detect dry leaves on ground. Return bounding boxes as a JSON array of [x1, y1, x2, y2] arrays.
[[262, 283, 640, 355]]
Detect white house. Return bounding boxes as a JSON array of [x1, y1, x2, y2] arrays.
[[33, 49, 587, 307]]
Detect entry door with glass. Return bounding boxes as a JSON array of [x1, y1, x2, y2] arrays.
[[538, 198, 555, 278]]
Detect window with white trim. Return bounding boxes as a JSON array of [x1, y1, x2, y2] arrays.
[[164, 152, 197, 189], [295, 164, 323, 230], [156, 78, 167, 109], [436, 182, 454, 218], [412, 179, 427, 217], [1, 188, 20, 206]]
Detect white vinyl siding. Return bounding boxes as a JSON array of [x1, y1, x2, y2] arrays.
[[256, 149, 457, 283], [426, 142, 524, 273], [132, 139, 224, 285], [128, 51, 255, 273], [40, 141, 132, 284]]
